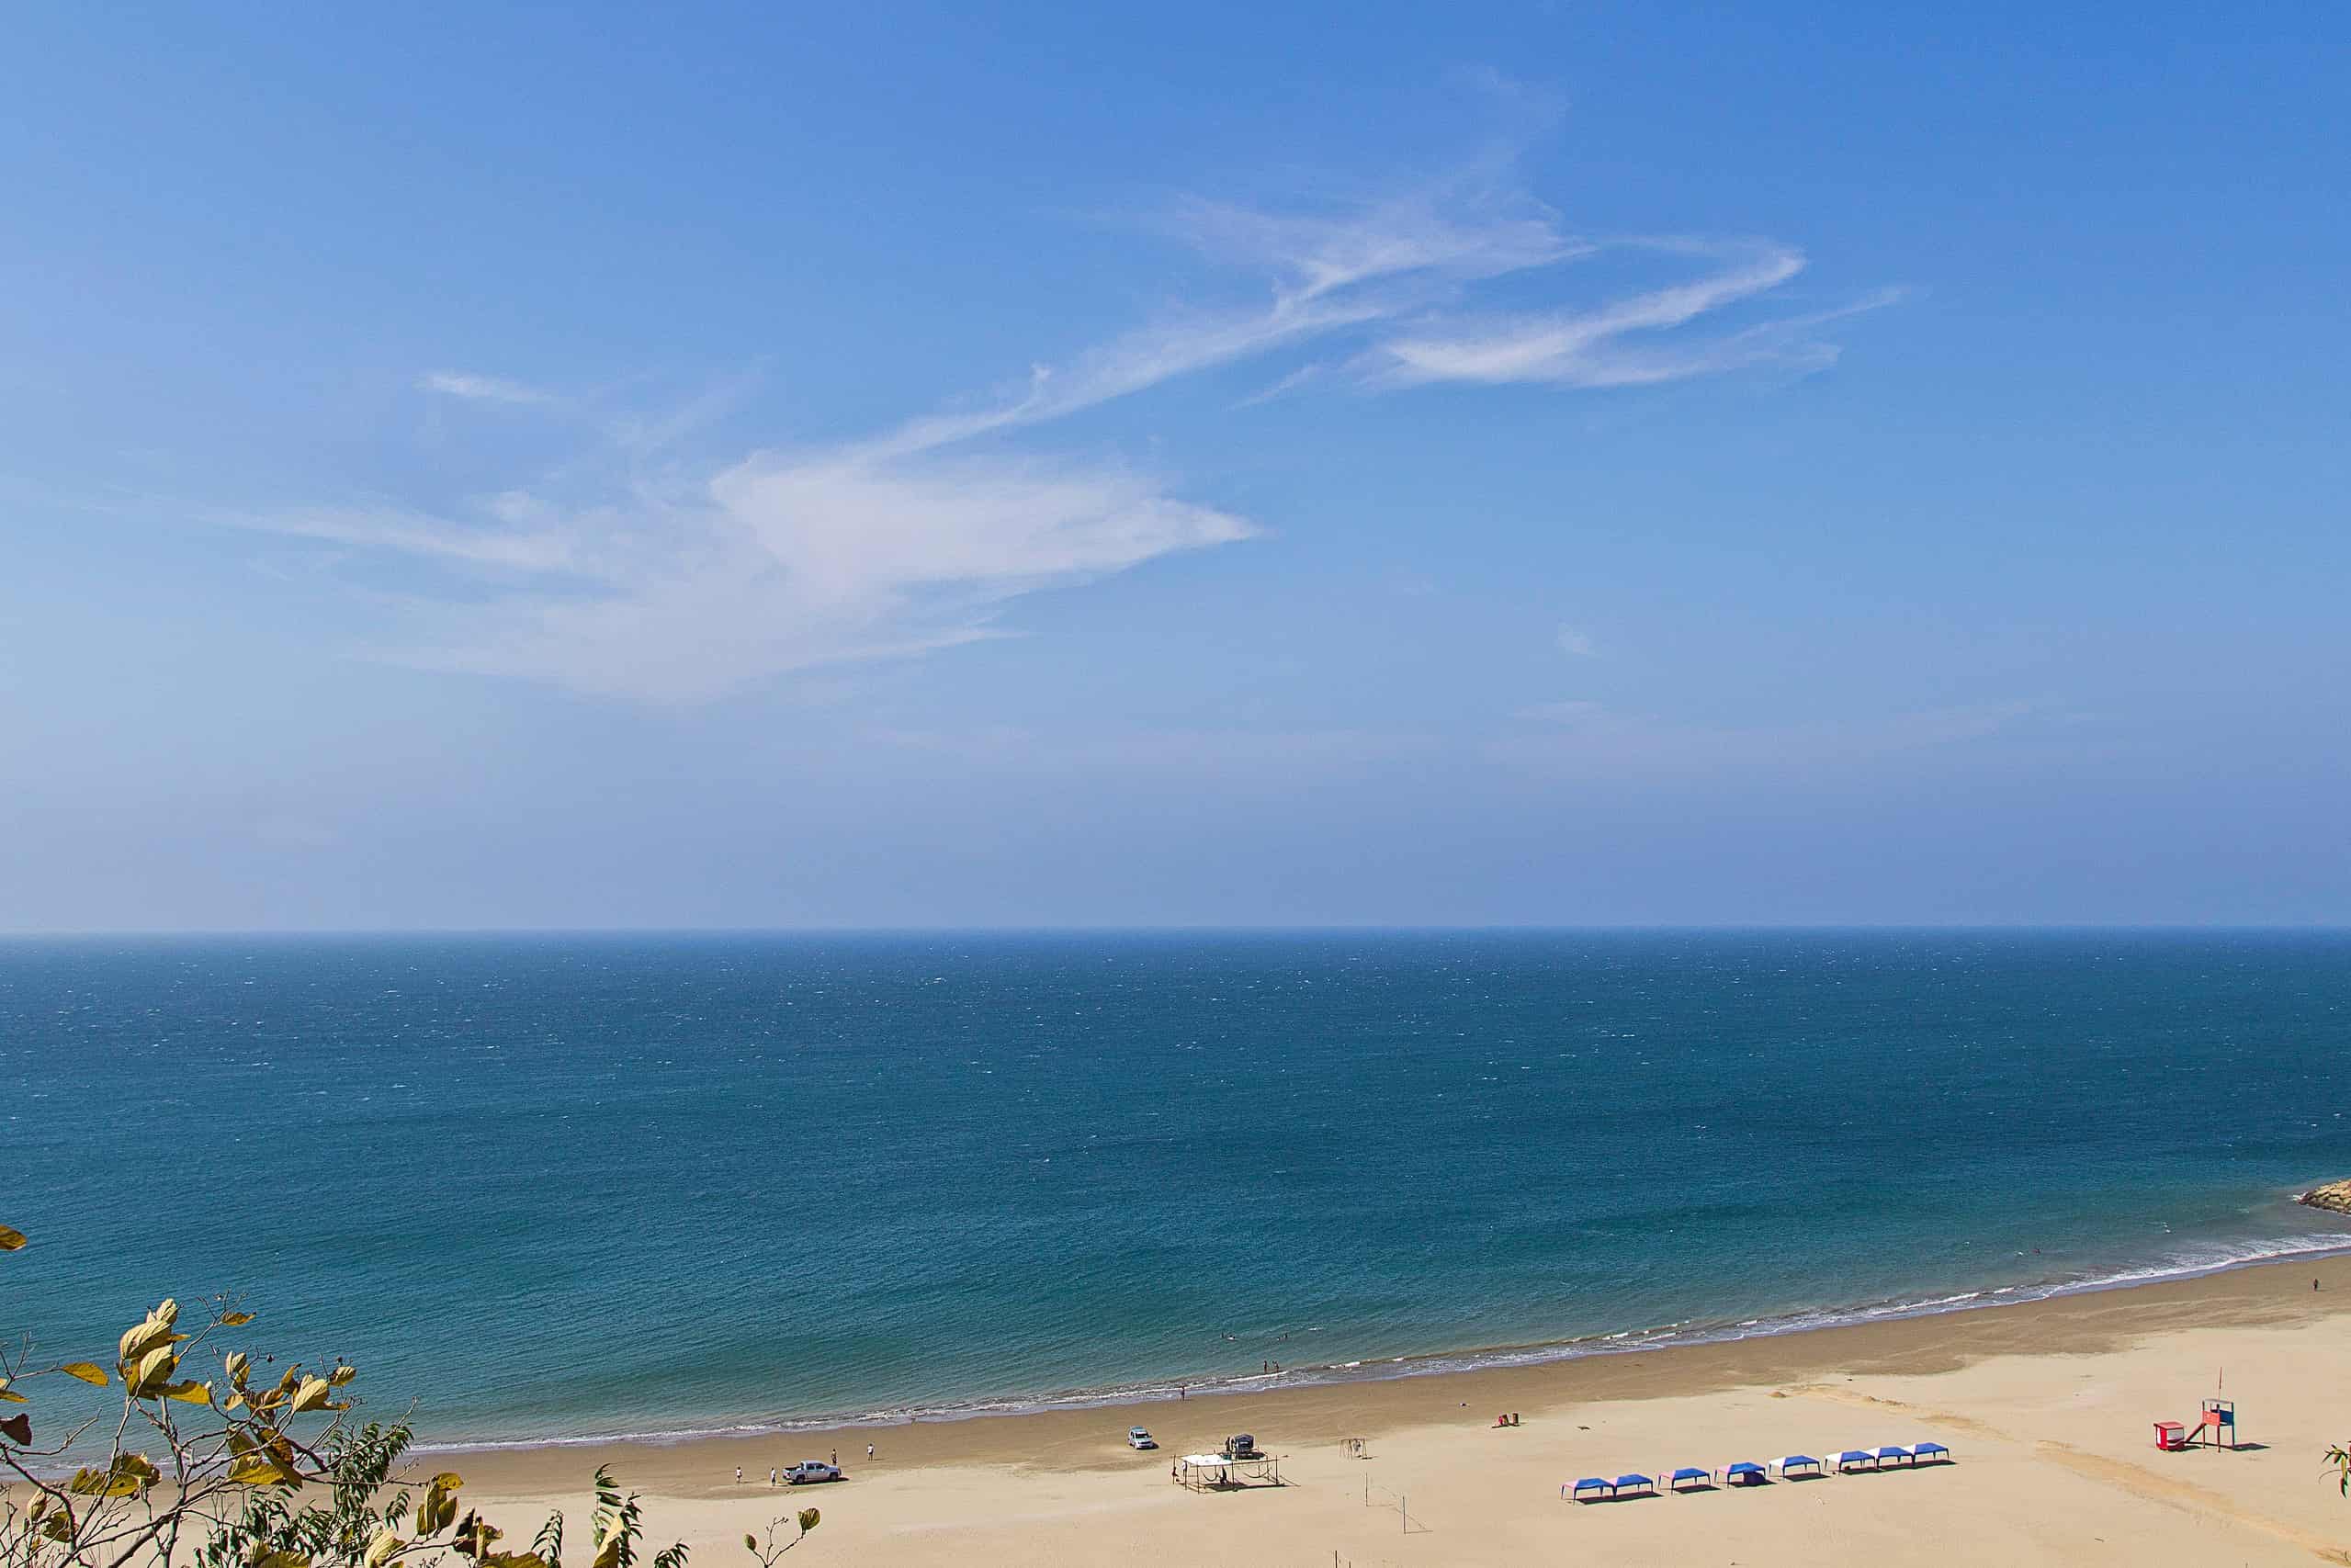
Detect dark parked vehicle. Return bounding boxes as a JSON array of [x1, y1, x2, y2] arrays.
[[1221, 1434, 1262, 1461]]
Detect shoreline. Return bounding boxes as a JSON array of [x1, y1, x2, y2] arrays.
[[414, 1218, 2351, 1460], [438, 1245, 2351, 1497]]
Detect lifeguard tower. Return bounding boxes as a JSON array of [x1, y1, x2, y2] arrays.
[[2154, 1399, 2238, 1451]]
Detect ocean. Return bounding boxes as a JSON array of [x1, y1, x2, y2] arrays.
[[6, 930, 2349, 1450]]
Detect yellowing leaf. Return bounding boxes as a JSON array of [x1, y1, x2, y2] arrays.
[[0, 1226, 25, 1251], [797, 1507, 819, 1533], [225, 1351, 251, 1386], [0, 1386, 26, 1404], [162, 1380, 213, 1405], [59, 1362, 109, 1387], [220, 1311, 255, 1326], [250, 1366, 300, 1411], [289, 1376, 333, 1414], [328, 1364, 357, 1387], [228, 1452, 300, 1488], [417, 1474, 463, 1536], [68, 1455, 158, 1499], [364, 1529, 406, 1568], [127, 1348, 179, 1398], [118, 1304, 185, 1369]]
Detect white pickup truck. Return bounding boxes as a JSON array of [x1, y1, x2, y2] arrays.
[[783, 1461, 843, 1485]]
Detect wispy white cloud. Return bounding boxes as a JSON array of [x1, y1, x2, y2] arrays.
[[1556, 623, 1598, 658], [1165, 185, 1581, 302], [326, 454, 1252, 702], [228, 504, 584, 573], [417, 371, 555, 406], [1366, 240, 1873, 388], [237, 156, 1889, 702]]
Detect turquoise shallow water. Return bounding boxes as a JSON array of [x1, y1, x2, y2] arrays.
[[6, 930, 2350, 1448]]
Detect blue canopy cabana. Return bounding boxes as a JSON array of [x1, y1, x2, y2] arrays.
[[1775, 1454, 1822, 1477], [1613, 1473, 1656, 1496], [1833, 1449, 1878, 1472], [1912, 1440, 1951, 1462], [1724, 1461, 1769, 1484], [1668, 1466, 1712, 1490], [1565, 1477, 1611, 1501], [1874, 1445, 1913, 1465]]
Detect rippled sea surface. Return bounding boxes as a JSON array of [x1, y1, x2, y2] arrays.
[[7, 930, 2349, 1447]]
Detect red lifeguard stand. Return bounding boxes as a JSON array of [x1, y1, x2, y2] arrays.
[[2154, 1400, 2237, 1451]]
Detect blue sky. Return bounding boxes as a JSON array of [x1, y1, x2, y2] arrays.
[[4, 3, 2346, 929]]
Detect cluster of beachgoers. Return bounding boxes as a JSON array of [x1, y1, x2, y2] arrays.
[[1565, 1440, 1953, 1500]]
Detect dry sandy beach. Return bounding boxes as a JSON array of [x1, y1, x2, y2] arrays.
[[447, 1254, 2351, 1566]]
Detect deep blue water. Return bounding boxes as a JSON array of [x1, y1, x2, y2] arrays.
[[6, 931, 2350, 1447]]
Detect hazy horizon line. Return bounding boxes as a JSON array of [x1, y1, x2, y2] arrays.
[[5, 922, 2346, 941]]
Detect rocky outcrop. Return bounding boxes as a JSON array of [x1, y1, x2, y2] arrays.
[[2298, 1179, 2351, 1214]]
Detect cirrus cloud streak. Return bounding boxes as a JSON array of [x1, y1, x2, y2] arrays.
[[238, 164, 1892, 702]]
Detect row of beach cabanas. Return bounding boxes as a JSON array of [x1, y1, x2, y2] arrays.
[[1564, 1442, 1951, 1501]]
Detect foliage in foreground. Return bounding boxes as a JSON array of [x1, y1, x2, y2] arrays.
[[0, 1224, 819, 1567]]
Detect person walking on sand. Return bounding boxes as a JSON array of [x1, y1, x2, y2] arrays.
[[769, 1468, 776, 1486], [866, 1443, 875, 1461], [735, 1468, 742, 1484], [830, 1449, 838, 1468]]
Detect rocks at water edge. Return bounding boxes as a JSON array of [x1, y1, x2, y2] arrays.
[[2297, 1179, 2351, 1214]]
